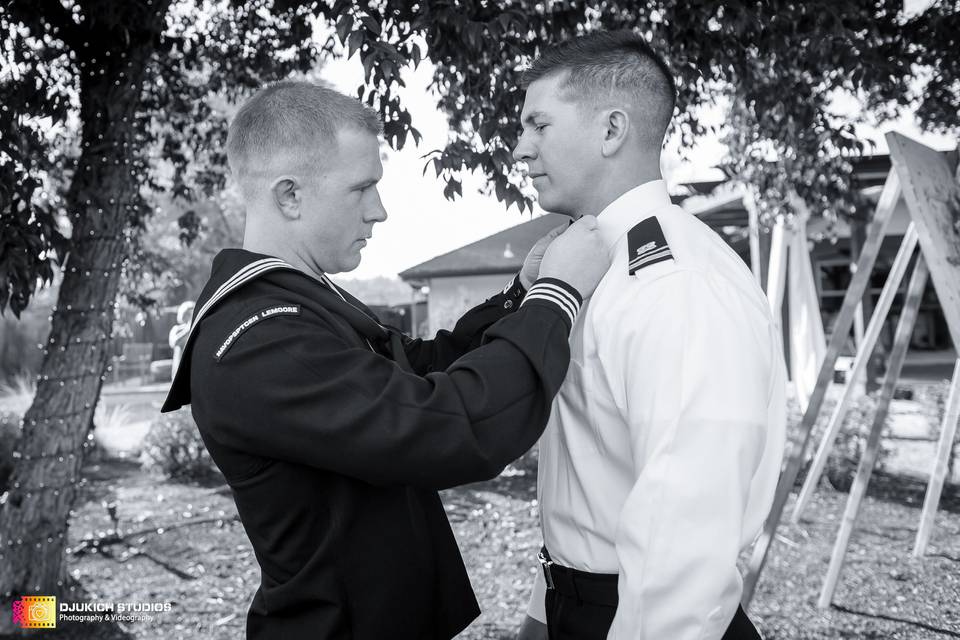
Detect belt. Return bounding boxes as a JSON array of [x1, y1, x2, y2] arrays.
[[538, 547, 618, 607]]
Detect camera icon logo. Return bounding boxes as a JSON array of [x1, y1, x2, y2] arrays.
[[12, 595, 57, 629]]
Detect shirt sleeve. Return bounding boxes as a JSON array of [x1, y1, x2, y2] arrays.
[[191, 278, 579, 491], [596, 270, 775, 640]]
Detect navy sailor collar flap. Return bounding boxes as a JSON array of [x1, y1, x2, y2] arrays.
[[161, 249, 390, 412]]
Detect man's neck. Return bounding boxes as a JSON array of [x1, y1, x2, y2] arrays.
[[580, 164, 662, 219], [242, 229, 326, 282]]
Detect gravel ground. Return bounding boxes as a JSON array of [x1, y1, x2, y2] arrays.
[[12, 456, 960, 640]]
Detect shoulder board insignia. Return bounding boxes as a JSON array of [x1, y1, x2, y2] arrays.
[[215, 304, 300, 361], [627, 217, 673, 275]]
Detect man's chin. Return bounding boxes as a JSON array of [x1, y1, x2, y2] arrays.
[[536, 193, 576, 217], [342, 254, 362, 273]]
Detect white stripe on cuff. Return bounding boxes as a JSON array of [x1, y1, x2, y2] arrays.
[[532, 282, 579, 315], [521, 281, 580, 325]]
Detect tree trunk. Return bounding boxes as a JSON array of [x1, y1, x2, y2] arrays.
[[0, 1, 169, 624]]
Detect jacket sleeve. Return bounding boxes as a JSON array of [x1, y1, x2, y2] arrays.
[[192, 278, 579, 490], [402, 274, 527, 374]]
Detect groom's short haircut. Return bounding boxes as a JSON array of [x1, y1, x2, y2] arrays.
[[522, 30, 676, 146], [227, 80, 382, 191]]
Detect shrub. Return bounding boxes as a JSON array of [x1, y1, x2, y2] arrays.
[[140, 411, 222, 483]]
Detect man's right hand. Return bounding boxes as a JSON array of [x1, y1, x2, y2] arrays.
[[516, 615, 547, 640], [538, 215, 609, 299]]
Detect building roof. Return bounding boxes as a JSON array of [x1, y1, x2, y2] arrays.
[[399, 214, 567, 282]]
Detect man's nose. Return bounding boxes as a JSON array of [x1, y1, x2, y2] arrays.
[[513, 132, 536, 163], [367, 191, 388, 223]]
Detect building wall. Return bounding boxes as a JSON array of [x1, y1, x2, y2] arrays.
[[426, 273, 513, 335]]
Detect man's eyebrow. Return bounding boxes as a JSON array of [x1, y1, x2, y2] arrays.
[[522, 110, 548, 125]]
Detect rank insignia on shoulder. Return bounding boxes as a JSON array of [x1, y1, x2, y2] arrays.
[[215, 304, 300, 361], [627, 217, 674, 275]]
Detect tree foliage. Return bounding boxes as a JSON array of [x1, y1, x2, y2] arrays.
[[334, 0, 957, 227], [3, 0, 958, 317]]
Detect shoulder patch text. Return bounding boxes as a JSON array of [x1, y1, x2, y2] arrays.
[[215, 304, 300, 361]]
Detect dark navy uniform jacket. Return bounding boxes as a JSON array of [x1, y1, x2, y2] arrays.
[[161, 249, 581, 640]]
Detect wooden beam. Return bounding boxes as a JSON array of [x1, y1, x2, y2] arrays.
[[791, 223, 918, 522], [817, 256, 929, 608], [742, 169, 902, 607], [913, 358, 960, 556], [886, 134, 960, 353]]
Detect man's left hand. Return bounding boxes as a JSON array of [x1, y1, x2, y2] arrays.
[[520, 224, 567, 289]]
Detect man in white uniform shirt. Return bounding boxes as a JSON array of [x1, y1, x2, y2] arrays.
[[513, 31, 787, 640]]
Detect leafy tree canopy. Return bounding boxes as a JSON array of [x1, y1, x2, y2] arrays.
[[1, 0, 957, 318]]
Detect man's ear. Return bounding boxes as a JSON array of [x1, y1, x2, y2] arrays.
[[600, 108, 630, 157], [270, 175, 302, 220]]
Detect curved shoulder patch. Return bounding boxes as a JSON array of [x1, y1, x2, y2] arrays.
[[214, 304, 301, 361], [627, 217, 673, 275]]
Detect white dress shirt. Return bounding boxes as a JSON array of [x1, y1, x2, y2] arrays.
[[526, 180, 787, 640]]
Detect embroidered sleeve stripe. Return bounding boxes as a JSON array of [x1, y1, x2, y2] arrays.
[[629, 246, 673, 269], [527, 289, 577, 320], [529, 282, 580, 318], [523, 285, 578, 319], [629, 245, 671, 265], [630, 250, 673, 269], [522, 292, 576, 325], [521, 280, 581, 323]]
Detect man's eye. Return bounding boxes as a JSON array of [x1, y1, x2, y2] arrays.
[[535, 124, 547, 132]]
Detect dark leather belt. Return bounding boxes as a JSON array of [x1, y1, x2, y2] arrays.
[[538, 547, 618, 607]]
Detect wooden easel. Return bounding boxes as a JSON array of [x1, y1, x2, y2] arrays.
[[742, 132, 960, 608]]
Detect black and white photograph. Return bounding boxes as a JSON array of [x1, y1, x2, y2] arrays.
[[1, 0, 959, 638]]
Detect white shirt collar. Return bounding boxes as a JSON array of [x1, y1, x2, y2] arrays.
[[596, 179, 673, 255]]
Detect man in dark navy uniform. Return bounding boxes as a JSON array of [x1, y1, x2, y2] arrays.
[[161, 80, 610, 640]]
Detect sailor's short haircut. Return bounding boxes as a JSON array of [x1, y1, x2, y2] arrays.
[[226, 80, 382, 184], [522, 30, 676, 144]]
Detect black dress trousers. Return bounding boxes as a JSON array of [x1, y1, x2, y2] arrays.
[[544, 576, 762, 640]]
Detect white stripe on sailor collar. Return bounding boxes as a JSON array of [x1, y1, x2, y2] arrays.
[[186, 258, 293, 343]]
